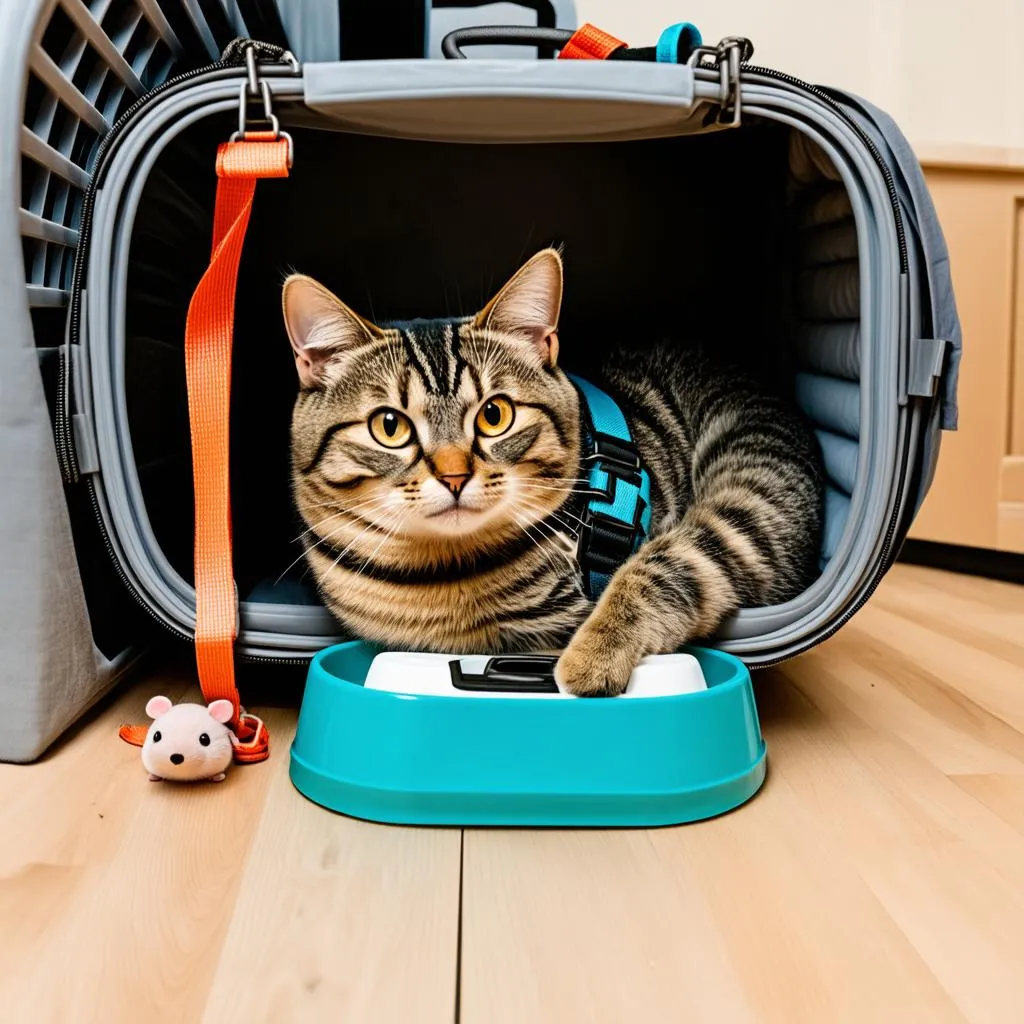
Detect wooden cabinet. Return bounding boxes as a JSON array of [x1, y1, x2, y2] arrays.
[[909, 150, 1024, 554]]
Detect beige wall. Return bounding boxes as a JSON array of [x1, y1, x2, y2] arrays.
[[577, 0, 1024, 152]]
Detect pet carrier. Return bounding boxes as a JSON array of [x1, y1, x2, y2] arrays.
[[2, 5, 961, 761]]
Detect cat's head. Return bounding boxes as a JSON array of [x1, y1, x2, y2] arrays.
[[283, 249, 581, 555]]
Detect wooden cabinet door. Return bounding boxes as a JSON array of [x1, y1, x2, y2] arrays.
[[909, 157, 1024, 553]]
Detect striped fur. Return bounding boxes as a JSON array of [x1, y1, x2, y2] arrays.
[[284, 250, 823, 695], [557, 345, 822, 694]]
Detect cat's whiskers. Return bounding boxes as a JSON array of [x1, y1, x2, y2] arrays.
[[512, 481, 585, 499], [512, 479, 590, 494], [508, 507, 570, 580], [297, 492, 396, 519], [514, 498, 582, 542], [293, 495, 394, 542], [286, 498, 398, 580], [510, 490, 588, 531], [511, 493, 581, 543], [351, 503, 416, 582], [277, 500, 395, 584], [518, 475, 590, 484], [314, 503, 407, 587]]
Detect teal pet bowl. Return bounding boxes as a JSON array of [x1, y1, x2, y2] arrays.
[[289, 642, 766, 827]]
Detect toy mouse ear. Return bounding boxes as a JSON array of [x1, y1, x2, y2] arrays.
[[207, 699, 235, 724], [145, 695, 173, 719]]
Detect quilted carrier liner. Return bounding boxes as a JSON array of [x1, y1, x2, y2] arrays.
[[60, 57, 961, 668]]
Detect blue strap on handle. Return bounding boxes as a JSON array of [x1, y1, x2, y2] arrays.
[[656, 22, 702, 63]]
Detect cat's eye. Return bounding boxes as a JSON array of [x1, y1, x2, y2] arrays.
[[199, 733, 210, 747], [369, 408, 414, 448], [152, 731, 162, 743], [476, 396, 515, 437]]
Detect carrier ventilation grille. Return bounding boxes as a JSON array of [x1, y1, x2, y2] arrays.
[[19, 0, 270, 312], [19, 1, 577, 316]]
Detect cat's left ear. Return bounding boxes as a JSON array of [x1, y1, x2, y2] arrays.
[[476, 248, 563, 367]]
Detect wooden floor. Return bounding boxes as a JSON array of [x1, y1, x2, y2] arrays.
[[2, 564, 1023, 1024]]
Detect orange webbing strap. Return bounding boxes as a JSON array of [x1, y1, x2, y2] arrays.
[[119, 132, 288, 761], [557, 23, 626, 60]]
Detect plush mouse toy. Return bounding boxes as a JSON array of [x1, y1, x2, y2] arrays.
[[141, 696, 237, 782]]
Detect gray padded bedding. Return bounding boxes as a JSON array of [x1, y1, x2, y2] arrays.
[[787, 129, 862, 567]]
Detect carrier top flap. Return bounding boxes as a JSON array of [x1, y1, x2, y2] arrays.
[[824, 90, 962, 431], [301, 59, 700, 141]]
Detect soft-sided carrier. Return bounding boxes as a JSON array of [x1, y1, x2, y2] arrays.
[[3, 6, 961, 761]]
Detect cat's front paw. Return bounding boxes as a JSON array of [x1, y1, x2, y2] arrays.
[[555, 623, 641, 697]]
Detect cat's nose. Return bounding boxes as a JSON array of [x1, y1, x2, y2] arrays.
[[439, 473, 471, 499], [433, 446, 472, 499], [169, 753, 184, 765]]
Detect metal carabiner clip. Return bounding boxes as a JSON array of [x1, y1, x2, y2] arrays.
[[229, 46, 294, 167]]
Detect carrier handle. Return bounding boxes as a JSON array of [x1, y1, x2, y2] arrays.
[[435, 0, 559, 58], [441, 25, 570, 58], [441, 22, 702, 63]]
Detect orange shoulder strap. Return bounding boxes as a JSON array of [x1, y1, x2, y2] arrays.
[[119, 132, 289, 762], [557, 23, 627, 60]]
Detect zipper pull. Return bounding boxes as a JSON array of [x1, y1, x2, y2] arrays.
[[229, 42, 298, 166], [687, 36, 753, 127], [220, 37, 300, 72]]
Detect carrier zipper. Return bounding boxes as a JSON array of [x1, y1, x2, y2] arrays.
[[244, 655, 317, 666], [731, 60, 914, 661], [85, 474, 318, 665], [691, 38, 908, 275], [692, 47, 915, 664], [751, 408, 916, 670], [741, 62, 909, 273], [57, 40, 298, 485], [84, 475, 193, 641]]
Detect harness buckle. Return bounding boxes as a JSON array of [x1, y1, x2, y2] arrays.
[[585, 432, 641, 476], [578, 511, 644, 577]]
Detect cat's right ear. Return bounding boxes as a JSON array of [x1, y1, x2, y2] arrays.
[[282, 274, 382, 388]]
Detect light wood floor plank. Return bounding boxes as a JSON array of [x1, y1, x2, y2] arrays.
[[799, 630, 1024, 775], [951, 774, 1024, 835], [647, 765, 967, 1024], [2, 685, 283, 1023], [763, 665, 1024, 1022], [202, 716, 461, 1024], [460, 828, 761, 1024], [897, 564, 1024, 615], [852, 603, 1024, 734]]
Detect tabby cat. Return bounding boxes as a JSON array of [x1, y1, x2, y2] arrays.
[[282, 249, 823, 695]]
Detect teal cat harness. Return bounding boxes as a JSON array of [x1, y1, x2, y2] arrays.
[[569, 375, 653, 599]]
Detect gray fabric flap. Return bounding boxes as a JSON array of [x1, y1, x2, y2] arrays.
[[302, 60, 699, 141], [823, 89, 962, 430]]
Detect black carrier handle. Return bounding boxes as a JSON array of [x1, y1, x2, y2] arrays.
[[442, 25, 569, 58], [441, 23, 702, 63], [435, 1, 558, 58]]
